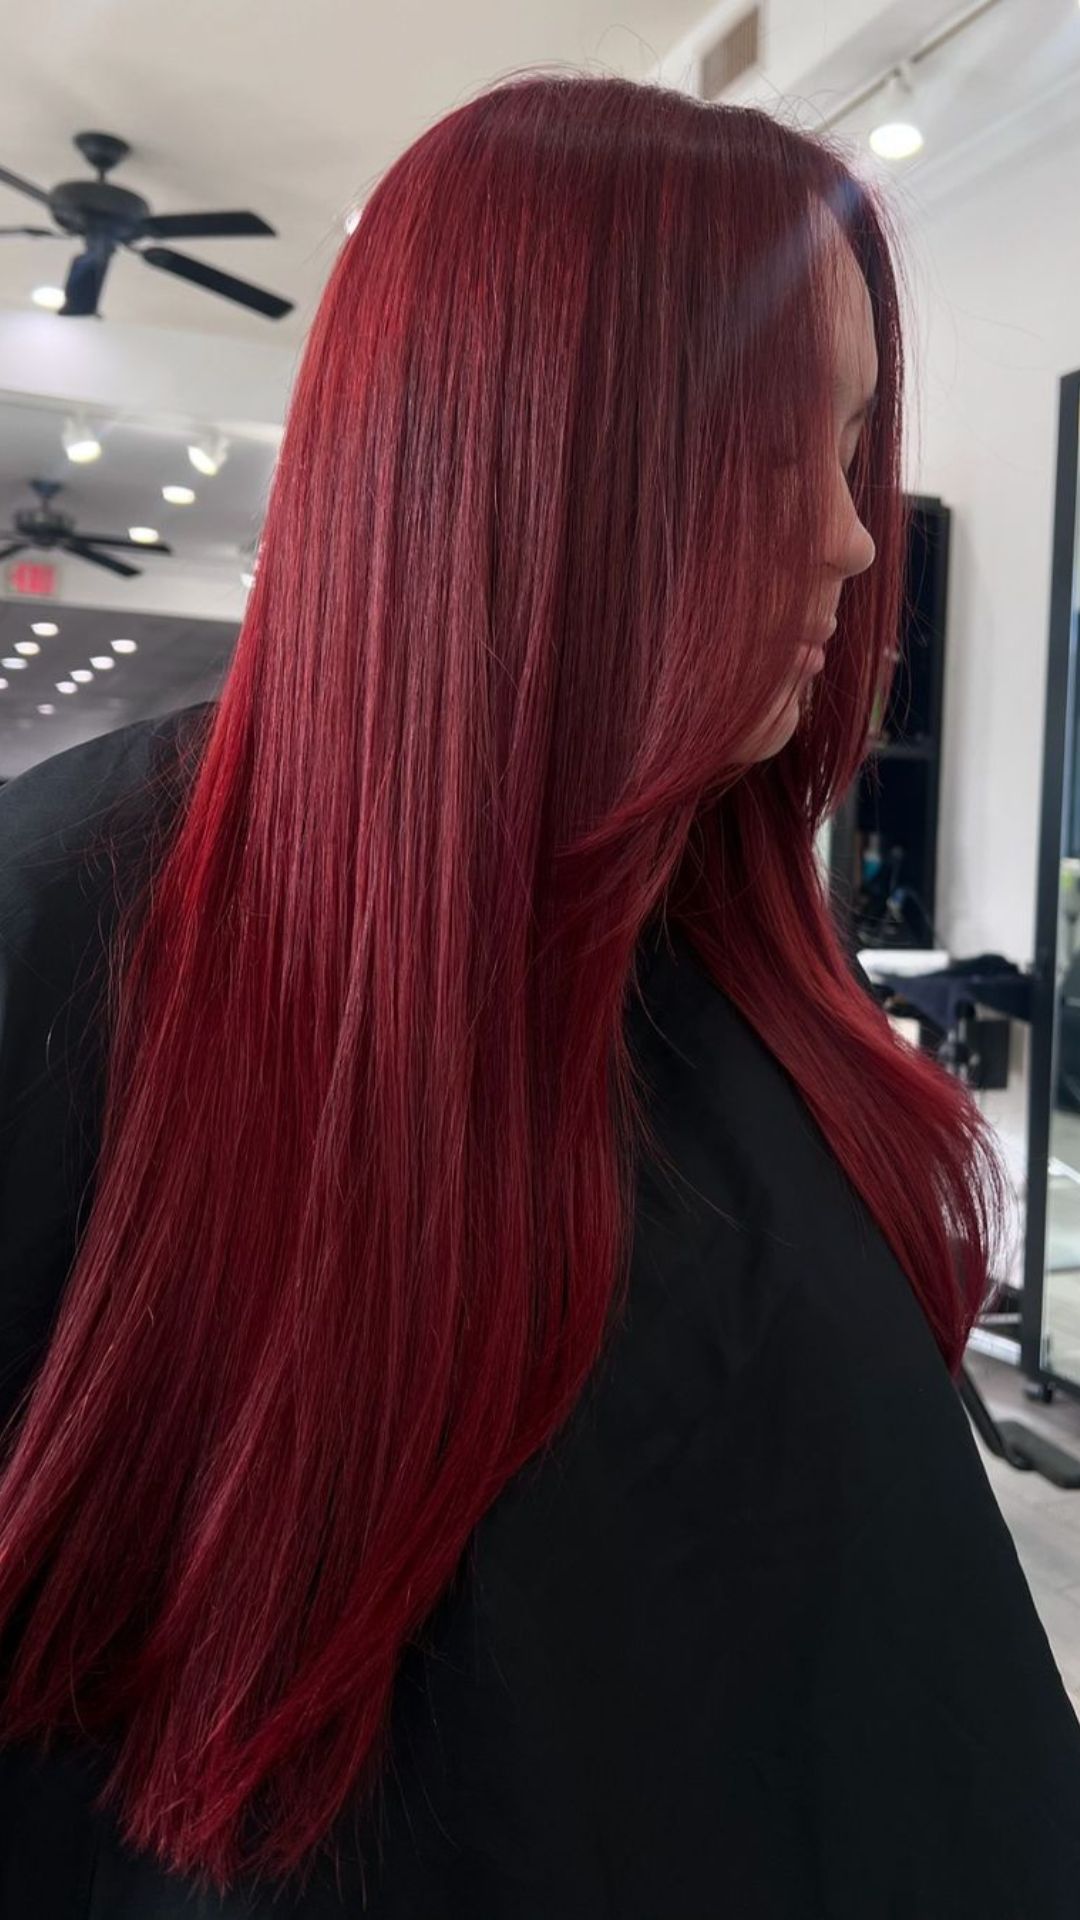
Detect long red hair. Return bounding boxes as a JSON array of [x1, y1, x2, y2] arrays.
[[0, 72, 1006, 1895]]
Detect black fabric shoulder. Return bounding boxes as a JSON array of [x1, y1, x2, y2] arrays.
[[0, 703, 216, 1442], [0, 702, 215, 884]]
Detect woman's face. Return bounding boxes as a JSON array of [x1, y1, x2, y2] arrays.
[[737, 226, 879, 765]]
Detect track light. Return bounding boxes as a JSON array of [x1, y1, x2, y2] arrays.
[[869, 64, 924, 160], [62, 414, 103, 464], [187, 432, 229, 478]]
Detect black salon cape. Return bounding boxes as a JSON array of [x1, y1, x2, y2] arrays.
[[1, 705, 1079, 1920]]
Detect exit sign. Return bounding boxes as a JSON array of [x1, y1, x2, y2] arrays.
[[6, 559, 57, 597]]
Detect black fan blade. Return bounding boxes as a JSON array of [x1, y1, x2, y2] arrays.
[[0, 542, 29, 561], [138, 210, 275, 240], [138, 246, 293, 320], [0, 163, 51, 208], [77, 535, 173, 554], [62, 247, 112, 318], [64, 538, 140, 578], [0, 225, 55, 238]]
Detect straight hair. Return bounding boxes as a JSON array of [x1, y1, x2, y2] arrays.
[[0, 70, 1007, 1895]]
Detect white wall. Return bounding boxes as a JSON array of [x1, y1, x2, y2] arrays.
[[900, 109, 1080, 966]]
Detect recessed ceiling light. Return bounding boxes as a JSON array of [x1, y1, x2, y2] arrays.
[[162, 484, 196, 505], [128, 526, 160, 545], [187, 432, 228, 477], [32, 285, 66, 311], [14, 640, 40, 656], [0, 678, 8, 691], [1, 657, 28, 670], [71, 669, 94, 683], [62, 415, 103, 463], [89, 655, 116, 670], [36, 703, 55, 716], [31, 621, 59, 637], [111, 638, 137, 653], [56, 681, 77, 693]]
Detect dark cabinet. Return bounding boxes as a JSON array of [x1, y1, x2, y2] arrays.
[[829, 495, 951, 951]]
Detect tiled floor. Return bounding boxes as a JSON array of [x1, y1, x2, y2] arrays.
[[966, 1347, 1080, 1716]]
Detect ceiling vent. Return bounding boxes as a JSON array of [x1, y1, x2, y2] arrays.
[[701, 7, 761, 99]]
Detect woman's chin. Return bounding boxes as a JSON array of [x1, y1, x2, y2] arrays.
[[736, 687, 804, 764]]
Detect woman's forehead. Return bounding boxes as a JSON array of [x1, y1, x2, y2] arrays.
[[828, 244, 879, 398]]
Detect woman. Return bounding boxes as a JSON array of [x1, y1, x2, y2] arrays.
[[0, 70, 1078, 1919]]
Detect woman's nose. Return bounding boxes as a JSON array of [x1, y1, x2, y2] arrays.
[[832, 506, 876, 582]]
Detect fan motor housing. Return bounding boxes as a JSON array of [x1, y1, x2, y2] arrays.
[[13, 507, 75, 544], [51, 180, 150, 243]]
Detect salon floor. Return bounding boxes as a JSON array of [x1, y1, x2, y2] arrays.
[[966, 1348, 1080, 1718]]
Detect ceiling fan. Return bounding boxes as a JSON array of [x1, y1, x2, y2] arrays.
[[0, 480, 173, 578], [0, 130, 293, 320]]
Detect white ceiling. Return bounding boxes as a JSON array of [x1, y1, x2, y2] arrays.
[[795, 0, 1080, 206], [0, 392, 276, 572], [0, 599, 233, 780], [0, 0, 710, 343]]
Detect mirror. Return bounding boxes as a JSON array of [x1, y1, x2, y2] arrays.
[[1027, 370, 1080, 1389]]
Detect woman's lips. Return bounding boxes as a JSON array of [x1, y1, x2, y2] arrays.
[[799, 614, 837, 673]]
